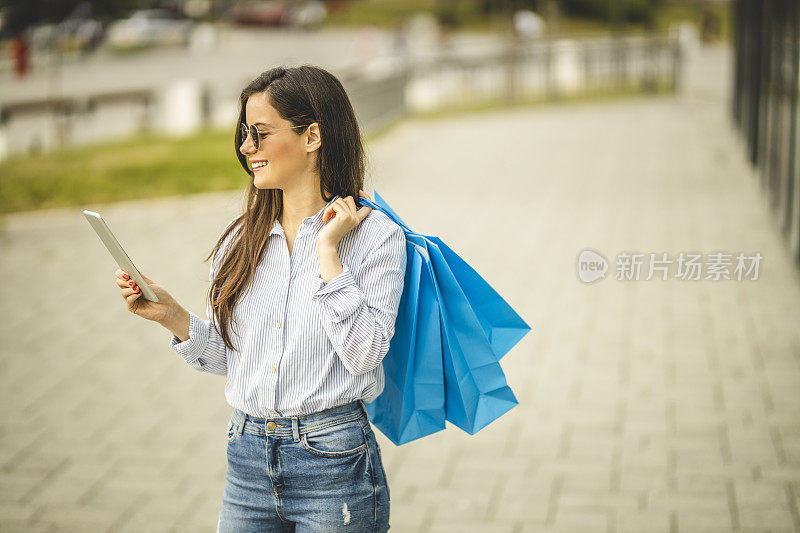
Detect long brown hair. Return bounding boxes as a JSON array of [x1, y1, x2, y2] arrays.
[[205, 65, 367, 351]]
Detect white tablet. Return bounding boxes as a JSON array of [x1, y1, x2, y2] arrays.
[[83, 210, 159, 302]]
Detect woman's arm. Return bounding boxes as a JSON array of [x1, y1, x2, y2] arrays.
[[313, 223, 407, 376], [161, 305, 190, 342], [318, 240, 344, 282], [113, 268, 226, 374], [166, 296, 228, 377]]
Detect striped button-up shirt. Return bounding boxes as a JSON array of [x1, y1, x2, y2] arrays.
[[169, 194, 407, 418]]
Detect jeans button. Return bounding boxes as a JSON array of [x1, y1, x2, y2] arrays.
[[267, 421, 277, 431]]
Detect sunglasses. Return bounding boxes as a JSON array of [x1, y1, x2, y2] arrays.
[[240, 123, 312, 151]]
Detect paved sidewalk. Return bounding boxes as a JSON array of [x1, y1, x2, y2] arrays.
[[2, 43, 800, 532]]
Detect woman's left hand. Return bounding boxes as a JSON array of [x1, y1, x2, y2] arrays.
[[317, 191, 373, 248]]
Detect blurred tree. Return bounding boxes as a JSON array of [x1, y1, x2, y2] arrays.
[[479, 0, 546, 16], [478, 0, 661, 27], [432, 0, 456, 29], [559, 0, 662, 27], [0, 0, 147, 37]]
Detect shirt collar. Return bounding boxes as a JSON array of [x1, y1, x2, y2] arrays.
[[269, 194, 341, 237]]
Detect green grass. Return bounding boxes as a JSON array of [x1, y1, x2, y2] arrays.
[[0, 129, 243, 214]]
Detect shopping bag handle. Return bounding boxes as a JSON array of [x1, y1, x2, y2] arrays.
[[358, 196, 380, 211], [358, 192, 409, 230]]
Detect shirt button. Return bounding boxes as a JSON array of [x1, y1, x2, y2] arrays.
[[276, 321, 282, 328], [271, 365, 277, 372], [267, 421, 277, 431]]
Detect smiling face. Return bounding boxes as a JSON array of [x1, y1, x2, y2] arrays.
[[239, 91, 320, 191]]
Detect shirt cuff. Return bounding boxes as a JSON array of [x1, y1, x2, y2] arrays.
[[169, 310, 209, 363], [311, 264, 365, 323]]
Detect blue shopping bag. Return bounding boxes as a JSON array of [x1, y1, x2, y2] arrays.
[[362, 192, 531, 443], [365, 238, 446, 445], [408, 233, 520, 434], [426, 235, 531, 359]]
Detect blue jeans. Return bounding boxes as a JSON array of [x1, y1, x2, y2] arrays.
[[217, 400, 391, 532]]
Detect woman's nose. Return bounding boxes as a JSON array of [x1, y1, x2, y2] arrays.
[[239, 138, 255, 155]]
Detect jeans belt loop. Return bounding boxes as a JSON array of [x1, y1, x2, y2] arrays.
[[291, 417, 300, 442], [237, 410, 245, 435]]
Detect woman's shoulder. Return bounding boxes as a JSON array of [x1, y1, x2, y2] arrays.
[[360, 208, 403, 242]]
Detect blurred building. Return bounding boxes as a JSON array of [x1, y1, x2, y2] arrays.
[[732, 0, 800, 266]]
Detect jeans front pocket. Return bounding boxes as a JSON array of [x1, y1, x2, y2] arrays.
[[226, 416, 238, 444], [300, 419, 368, 458]]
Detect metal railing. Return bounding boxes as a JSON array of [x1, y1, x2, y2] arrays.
[[405, 34, 680, 112]]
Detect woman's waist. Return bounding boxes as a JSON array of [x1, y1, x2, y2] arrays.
[[224, 360, 383, 415], [231, 399, 368, 438]]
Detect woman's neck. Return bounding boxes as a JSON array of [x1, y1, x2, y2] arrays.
[[279, 188, 331, 230]]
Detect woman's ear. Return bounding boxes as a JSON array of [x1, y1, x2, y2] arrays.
[[306, 123, 321, 152]]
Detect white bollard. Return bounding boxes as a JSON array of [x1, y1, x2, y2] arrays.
[[554, 39, 581, 95], [158, 79, 203, 136]]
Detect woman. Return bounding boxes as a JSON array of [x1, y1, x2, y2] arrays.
[[114, 65, 405, 532]]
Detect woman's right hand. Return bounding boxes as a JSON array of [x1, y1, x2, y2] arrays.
[[114, 269, 177, 324]]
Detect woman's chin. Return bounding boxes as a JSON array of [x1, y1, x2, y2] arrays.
[[253, 174, 275, 189]]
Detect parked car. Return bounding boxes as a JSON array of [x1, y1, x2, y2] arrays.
[[105, 9, 193, 50], [56, 18, 105, 52], [29, 23, 59, 49], [52, 2, 105, 52], [232, 1, 326, 28], [232, 1, 289, 27]]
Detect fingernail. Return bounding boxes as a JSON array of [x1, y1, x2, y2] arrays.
[[123, 274, 129, 280], [134, 287, 139, 293], [129, 281, 134, 286]]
